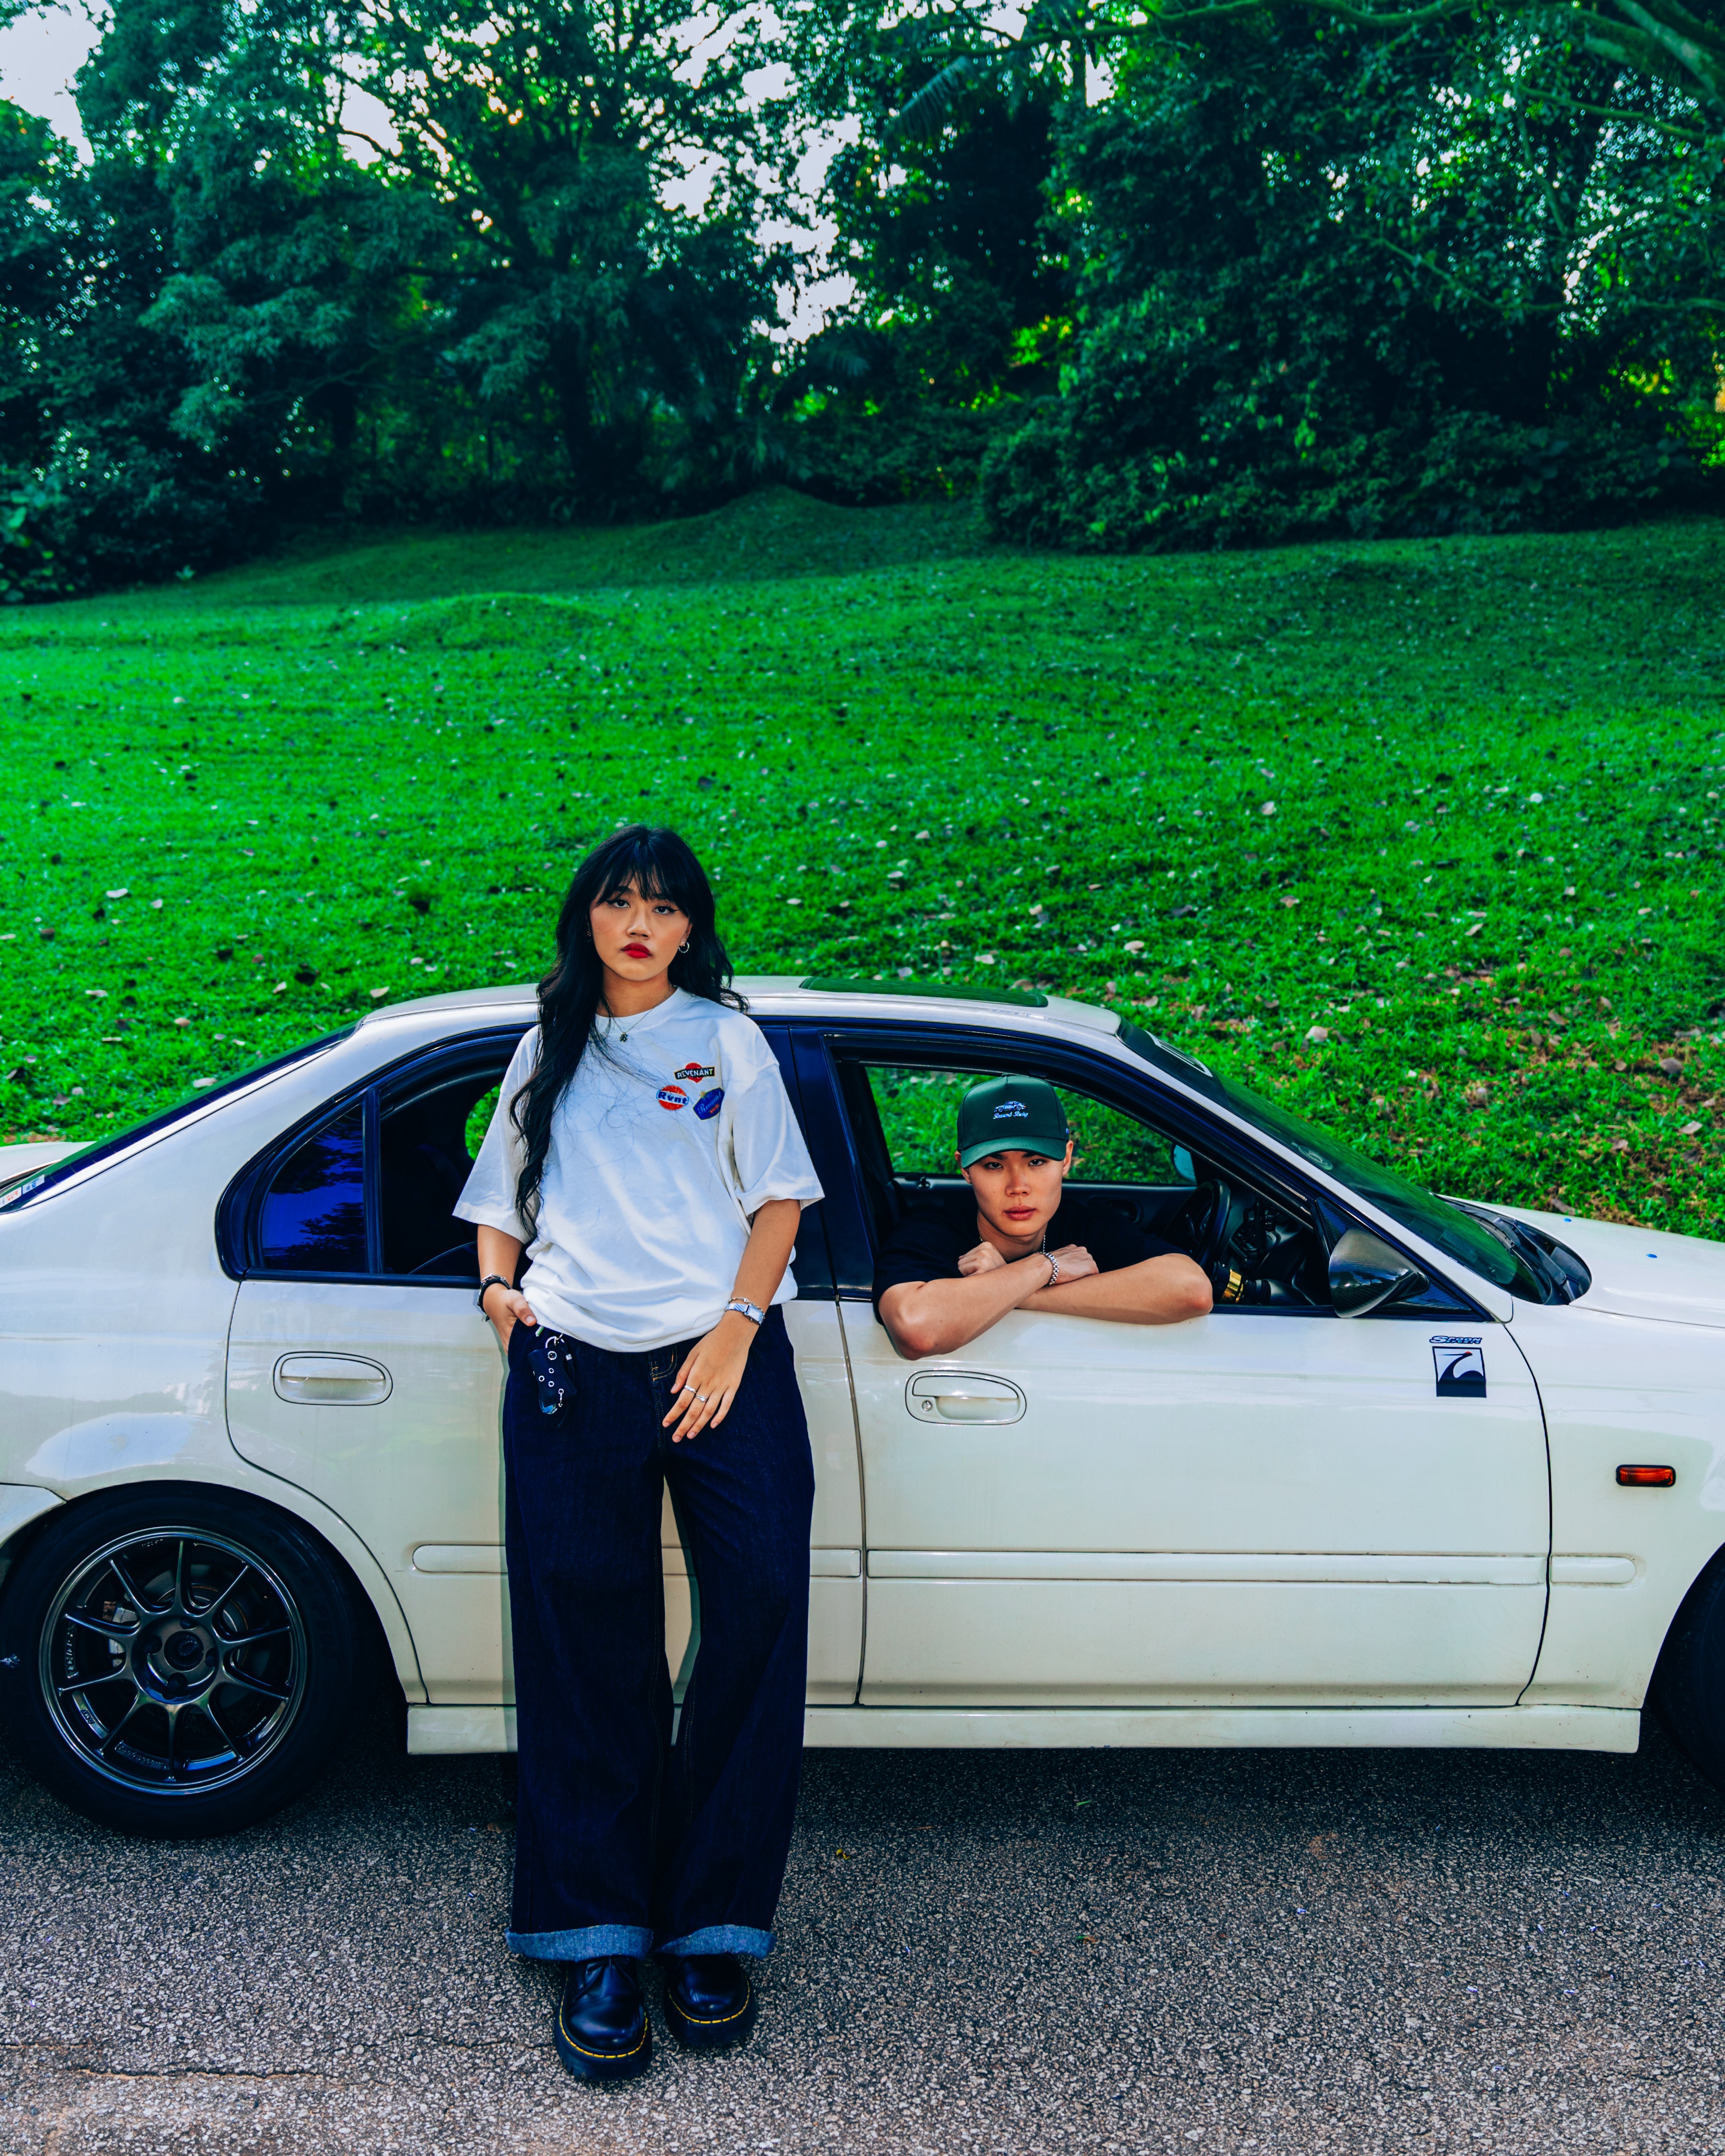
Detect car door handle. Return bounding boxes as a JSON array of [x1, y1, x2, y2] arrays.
[[905, 1372, 1026, 1425], [274, 1354, 393, 1406]]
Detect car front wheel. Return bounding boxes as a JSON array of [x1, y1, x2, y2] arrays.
[[0, 1487, 363, 1837]]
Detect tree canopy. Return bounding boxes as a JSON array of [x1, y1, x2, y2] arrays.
[[0, 0, 1717, 593]]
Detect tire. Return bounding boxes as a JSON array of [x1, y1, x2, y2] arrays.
[[0, 1486, 362, 1838], [1650, 1549, 1725, 1790]]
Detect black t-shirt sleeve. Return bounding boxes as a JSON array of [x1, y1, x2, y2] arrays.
[[871, 1196, 969, 1320]]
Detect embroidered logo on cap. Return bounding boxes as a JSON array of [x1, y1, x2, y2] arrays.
[[694, 1087, 725, 1120], [674, 1062, 715, 1083], [657, 1084, 688, 1112], [993, 1099, 1029, 1119]]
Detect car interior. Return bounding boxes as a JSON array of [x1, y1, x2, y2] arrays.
[[836, 1057, 1333, 1307]]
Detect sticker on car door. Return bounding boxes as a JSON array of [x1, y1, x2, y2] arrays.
[[1431, 1335, 1486, 1398]]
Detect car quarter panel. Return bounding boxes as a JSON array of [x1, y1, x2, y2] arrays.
[[1514, 1300, 1725, 1708], [0, 1014, 525, 1698]]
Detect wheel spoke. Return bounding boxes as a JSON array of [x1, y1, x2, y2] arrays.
[[55, 1670, 131, 1696], [97, 1691, 148, 1756], [182, 1696, 239, 1763], [217, 1664, 290, 1704], [62, 1609, 141, 1642], [163, 1701, 182, 1779], [219, 1624, 290, 1649], [107, 1551, 165, 1619], [202, 1564, 252, 1622], [172, 1538, 188, 1617]]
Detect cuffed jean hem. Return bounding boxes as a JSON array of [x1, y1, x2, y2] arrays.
[[506, 1925, 654, 1963], [656, 1925, 776, 1958]]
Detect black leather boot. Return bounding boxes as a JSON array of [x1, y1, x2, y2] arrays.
[[660, 1953, 758, 2049], [554, 1957, 651, 2081]]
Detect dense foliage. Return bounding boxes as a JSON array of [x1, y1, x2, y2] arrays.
[[0, 0, 1720, 580], [982, 14, 1725, 548], [1, 500, 1722, 1237]]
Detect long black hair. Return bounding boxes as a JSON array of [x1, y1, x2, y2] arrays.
[[510, 824, 743, 1235]]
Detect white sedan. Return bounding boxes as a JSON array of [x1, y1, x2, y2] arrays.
[[2, 979, 1723, 1838]]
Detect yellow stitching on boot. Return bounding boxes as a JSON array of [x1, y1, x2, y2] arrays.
[[674, 1978, 753, 2026], [559, 1996, 649, 2060]]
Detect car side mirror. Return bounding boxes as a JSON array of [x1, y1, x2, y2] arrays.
[[1328, 1227, 1428, 1318]]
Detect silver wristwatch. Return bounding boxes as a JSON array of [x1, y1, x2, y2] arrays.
[[1044, 1251, 1060, 1287], [725, 1296, 766, 1326]]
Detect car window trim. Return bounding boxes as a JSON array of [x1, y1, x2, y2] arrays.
[[808, 1018, 1485, 1317]]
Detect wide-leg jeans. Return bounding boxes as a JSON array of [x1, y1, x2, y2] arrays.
[[501, 1306, 815, 1963]]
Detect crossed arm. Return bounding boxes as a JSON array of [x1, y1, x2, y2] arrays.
[[879, 1245, 1212, 1360]]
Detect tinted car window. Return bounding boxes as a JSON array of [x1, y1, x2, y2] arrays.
[[257, 1104, 368, 1272]]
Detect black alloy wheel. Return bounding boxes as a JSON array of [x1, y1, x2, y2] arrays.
[[0, 1488, 363, 1837]]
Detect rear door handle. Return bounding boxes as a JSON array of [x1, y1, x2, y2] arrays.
[[274, 1353, 393, 1406], [905, 1371, 1025, 1425]]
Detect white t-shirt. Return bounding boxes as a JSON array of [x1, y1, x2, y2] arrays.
[[453, 990, 824, 1354]]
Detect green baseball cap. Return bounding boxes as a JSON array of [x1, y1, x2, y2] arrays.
[[956, 1073, 1070, 1170]]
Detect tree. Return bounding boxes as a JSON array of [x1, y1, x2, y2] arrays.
[[348, 0, 790, 507], [978, 11, 1723, 548]]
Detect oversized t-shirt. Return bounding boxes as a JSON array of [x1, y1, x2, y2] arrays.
[[454, 990, 823, 1353], [871, 1187, 1178, 1322]]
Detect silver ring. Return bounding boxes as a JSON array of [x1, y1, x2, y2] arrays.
[[694, 1393, 711, 1404], [680, 1382, 698, 1394]]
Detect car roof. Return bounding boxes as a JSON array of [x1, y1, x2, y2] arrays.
[[359, 977, 1125, 1041]]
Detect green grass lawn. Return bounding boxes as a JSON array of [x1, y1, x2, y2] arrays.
[[2, 488, 1722, 1236]]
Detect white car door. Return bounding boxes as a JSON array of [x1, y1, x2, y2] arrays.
[[224, 1031, 863, 1709], [821, 1043, 1549, 1709]]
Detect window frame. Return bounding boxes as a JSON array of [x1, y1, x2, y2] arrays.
[[794, 1019, 1484, 1319]]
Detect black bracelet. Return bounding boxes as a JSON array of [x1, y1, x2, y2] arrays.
[[477, 1274, 510, 1316]]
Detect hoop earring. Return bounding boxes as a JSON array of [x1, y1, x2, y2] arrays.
[[678, 941, 690, 954]]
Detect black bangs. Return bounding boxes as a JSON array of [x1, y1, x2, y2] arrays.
[[592, 828, 704, 917]]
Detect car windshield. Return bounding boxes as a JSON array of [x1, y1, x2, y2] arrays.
[[0, 1029, 358, 1214], [1120, 1022, 1543, 1297]]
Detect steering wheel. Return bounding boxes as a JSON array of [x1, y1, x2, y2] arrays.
[[1173, 1177, 1233, 1272]]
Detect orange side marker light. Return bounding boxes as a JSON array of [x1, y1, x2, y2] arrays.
[[1617, 1465, 1676, 1488]]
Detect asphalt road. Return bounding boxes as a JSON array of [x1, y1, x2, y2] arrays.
[[3, 1702, 1725, 2156]]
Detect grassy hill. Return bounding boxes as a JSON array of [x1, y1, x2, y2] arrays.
[[3, 491, 1722, 1234]]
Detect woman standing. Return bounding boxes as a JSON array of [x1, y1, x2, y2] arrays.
[[454, 825, 823, 2082]]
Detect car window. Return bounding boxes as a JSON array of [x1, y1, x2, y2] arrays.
[[257, 1104, 368, 1272], [862, 1063, 1187, 1186], [246, 1039, 520, 1283]]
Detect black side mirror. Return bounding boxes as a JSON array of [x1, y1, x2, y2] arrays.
[[1328, 1227, 1428, 1317]]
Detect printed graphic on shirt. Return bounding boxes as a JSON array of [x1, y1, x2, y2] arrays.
[[694, 1087, 725, 1121], [674, 1062, 716, 1084], [657, 1084, 688, 1112], [1430, 1335, 1486, 1398]]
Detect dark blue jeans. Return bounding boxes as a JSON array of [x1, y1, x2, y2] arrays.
[[502, 1307, 814, 1964]]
